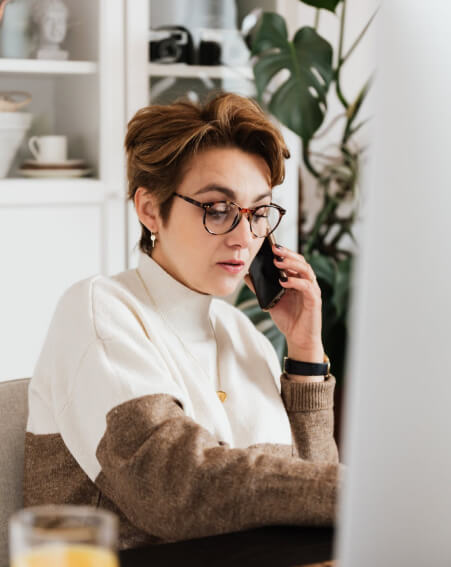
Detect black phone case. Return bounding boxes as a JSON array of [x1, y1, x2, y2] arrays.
[[248, 237, 285, 311]]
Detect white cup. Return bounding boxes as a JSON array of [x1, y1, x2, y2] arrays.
[[28, 135, 67, 163]]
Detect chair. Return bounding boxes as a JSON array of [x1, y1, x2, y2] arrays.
[[0, 378, 29, 567]]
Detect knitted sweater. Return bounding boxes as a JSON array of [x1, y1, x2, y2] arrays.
[[24, 253, 341, 549]]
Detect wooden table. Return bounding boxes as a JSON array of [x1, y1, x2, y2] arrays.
[[119, 525, 335, 567]]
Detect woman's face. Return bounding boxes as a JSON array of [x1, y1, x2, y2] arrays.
[[136, 147, 273, 296]]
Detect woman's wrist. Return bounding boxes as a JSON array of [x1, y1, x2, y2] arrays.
[[287, 343, 324, 364], [285, 343, 326, 383]]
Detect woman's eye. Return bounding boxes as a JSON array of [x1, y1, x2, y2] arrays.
[[208, 203, 229, 214], [206, 207, 229, 219]]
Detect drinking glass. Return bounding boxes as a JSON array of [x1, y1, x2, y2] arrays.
[[9, 505, 118, 567]]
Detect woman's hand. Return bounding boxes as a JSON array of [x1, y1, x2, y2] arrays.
[[245, 243, 324, 363]]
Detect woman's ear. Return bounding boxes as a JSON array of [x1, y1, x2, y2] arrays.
[[134, 187, 161, 233]]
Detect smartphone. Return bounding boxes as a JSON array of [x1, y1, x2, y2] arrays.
[[248, 233, 287, 311]]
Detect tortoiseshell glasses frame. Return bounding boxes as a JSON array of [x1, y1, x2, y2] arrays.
[[173, 193, 286, 238]]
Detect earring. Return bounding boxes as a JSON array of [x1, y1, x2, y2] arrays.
[[150, 232, 157, 248]]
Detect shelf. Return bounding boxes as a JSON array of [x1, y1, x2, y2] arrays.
[[148, 62, 253, 81], [0, 179, 120, 205], [0, 58, 98, 76]]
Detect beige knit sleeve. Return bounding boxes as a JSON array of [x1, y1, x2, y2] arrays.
[[95, 393, 341, 543], [280, 374, 339, 463], [249, 318, 338, 464]]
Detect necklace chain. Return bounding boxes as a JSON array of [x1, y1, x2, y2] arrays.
[[208, 318, 227, 403], [137, 270, 227, 402]]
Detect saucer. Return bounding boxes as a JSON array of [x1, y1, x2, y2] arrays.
[[22, 159, 86, 169], [18, 167, 92, 178]]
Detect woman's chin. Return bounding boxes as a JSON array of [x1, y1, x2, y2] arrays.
[[190, 269, 245, 297], [207, 276, 242, 297]]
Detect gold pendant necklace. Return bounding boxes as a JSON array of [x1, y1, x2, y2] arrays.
[[207, 318, 227, 402], [217, 390, 227, 403], [137, 269, 227, 402]]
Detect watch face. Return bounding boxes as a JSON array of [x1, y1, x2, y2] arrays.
[[324, 354, 331, 376]]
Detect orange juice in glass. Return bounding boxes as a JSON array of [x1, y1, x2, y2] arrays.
[[9, 506, 118, 567]]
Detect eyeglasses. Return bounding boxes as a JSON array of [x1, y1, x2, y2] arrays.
[[173, 193, 286, 238]]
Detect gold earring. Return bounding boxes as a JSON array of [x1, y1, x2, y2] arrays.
[[150, 232, 157, 248]]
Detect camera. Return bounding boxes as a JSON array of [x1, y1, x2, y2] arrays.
[[149, 26, 194, 64]]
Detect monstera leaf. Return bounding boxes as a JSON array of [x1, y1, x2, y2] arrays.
[[252, 13, 333, 143], [308, 252, 352, 322], [332, 256, 352, 320], [299, 0, 342, 12], [308, 252, 335, 287]]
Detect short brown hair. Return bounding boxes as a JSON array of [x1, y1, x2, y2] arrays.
[[125, 92, 290, 255]]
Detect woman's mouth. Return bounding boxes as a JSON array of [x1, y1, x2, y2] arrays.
[[217, 260, 245, 274]]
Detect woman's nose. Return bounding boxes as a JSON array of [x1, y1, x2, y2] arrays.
[[225, 212, 255, 247]]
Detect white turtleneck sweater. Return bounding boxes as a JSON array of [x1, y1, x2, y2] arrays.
[[24, 252, 340, 548]]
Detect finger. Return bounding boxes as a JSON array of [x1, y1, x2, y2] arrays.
[[274, 255, 316, 282], [274, 254, 313, 276], [279, 276, 322, 303], [272, 244, 315, 276], [282, 269, 321, 297], [272, 243, 308, 263], [244, 273, 256, 294]]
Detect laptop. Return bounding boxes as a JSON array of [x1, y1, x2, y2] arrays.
[[335, 2, 451, 565]]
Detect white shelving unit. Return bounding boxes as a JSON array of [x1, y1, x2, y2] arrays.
[[0, 179, 108, 205], [148, 62, 253, 81], [0, 0, 126, 381], [0, 58, 98, 75]]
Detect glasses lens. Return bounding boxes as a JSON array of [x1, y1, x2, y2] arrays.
[[251, 205, 281, 237], [204, 202, 282, 236], [204, 202, 239, 235]]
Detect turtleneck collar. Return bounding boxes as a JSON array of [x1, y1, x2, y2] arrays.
[[137, 252, 214, 341]]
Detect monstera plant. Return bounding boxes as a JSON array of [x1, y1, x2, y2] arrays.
[[236, 0, 376, 385]]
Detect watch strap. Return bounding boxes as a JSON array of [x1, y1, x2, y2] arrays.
[[283, 355, 330, 377]]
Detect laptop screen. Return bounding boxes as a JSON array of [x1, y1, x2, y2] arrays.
[[335, 2, 451, 565]]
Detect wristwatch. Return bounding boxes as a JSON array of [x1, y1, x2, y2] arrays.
[[283, 354, 330, 377]]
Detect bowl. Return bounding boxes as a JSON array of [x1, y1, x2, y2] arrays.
[[0, 111, 32, 178]]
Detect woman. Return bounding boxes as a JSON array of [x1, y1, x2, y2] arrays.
[[24, 93, 342, 549]]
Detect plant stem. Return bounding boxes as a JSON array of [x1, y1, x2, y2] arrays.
[[302, 143, 321, 179], [314, 9, 320, 30], [341, 7, 379, 65], [342, 76, 372, 144], [337, 0, 346, 65], [329, 220, 353, 249], [342, 115, 354, 146], [335, 0, 350, 109], [314, 112, 346, 140], [304, 196, 338, 255], [348, 117, 371, 139], [336, 70, 350, 109]]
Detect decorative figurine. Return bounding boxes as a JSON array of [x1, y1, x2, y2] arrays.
[[32, 0, 69, 60]]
